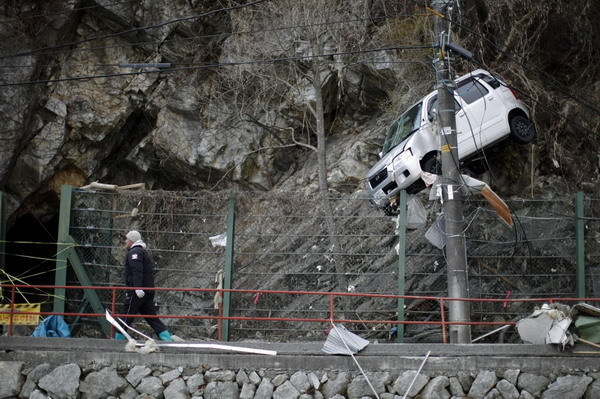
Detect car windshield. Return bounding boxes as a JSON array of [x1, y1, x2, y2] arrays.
[[382, 102, 422, 155]]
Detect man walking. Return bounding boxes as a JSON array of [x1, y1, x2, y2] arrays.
[[114, 230, 172, 341]]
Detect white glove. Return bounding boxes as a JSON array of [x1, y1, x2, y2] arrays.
[[135, 289, 145, 298]]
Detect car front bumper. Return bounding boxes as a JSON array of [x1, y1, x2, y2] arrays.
[[367, 151, 422, 207]]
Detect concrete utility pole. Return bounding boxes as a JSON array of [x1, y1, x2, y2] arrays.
[[431, 0, 471, 343]]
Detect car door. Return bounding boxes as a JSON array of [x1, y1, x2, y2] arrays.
[[456, 76, 505, 153], [426, 94, 467, 157], [453, 95, 477, 158]]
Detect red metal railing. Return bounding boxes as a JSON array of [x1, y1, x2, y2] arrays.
[[1, 284, 597, 343]]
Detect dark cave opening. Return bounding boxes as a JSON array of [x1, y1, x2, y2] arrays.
[[3, 213, 59, 304]]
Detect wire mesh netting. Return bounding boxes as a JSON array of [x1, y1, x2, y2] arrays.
[[65, 188, 599, 343]]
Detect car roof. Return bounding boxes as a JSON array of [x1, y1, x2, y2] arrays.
[[395, 69, 494, 116]]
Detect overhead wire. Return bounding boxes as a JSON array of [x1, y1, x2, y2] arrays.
[[0, 45, 433, 87], [0, 0, 271, 61], [0, 0, 137, 23], [430, 6, 600, 116], [426, 10, 535, 261], [0, 11, 429, 62], [414, 0, 600, 116], [423, 4, 599, 261]]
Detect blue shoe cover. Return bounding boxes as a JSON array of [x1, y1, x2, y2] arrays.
[[158, 330, 172, 341]]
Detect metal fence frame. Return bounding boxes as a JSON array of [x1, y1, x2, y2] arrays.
[[0, 186, 598, 342]]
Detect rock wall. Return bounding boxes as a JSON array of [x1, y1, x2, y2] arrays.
[[1, 360, 599, 399], [0, 0, 401, 223]]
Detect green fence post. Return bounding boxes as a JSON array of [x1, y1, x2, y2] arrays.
[[54, 185, 73, 314], [0, 192, 5, 301], [396, 190, 408, 343], [576, 191, 585, 299], [0, 192, 6, 276], [222, 197, 236, 341]]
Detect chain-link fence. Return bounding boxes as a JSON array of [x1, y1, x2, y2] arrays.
[[65, 187, 599, 342]]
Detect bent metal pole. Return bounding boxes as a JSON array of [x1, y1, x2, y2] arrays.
[[432, 0, 471, 343]]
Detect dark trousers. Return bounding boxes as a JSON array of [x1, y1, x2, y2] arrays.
[[121, 291, 167, 335]]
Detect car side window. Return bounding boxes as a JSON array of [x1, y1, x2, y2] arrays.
[[428, 95, 461, 117], [476, 73, 501, 89], [456, 78, 489, 104], [382, 102, 423, 154]]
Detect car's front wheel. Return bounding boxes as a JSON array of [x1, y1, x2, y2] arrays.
[[509, 115, 535, 144], [421, 154, 441, 175]]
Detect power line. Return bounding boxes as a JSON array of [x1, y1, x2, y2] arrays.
[[0, 11, 427, 62], [0, 45, 433, 87], [413, 2, 600, 118], [419, 6, 599, 135], [0, 0, 270, 61], [0, 0, 136, 23], [433, 9, 600, 116]]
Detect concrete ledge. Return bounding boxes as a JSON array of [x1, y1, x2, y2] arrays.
[[1, 337, 597, 373]]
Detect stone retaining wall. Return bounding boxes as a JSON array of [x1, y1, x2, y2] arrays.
[[1, 360, 599, 399]]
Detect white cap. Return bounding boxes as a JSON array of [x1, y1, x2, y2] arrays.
[[126, 230, 142, 242]]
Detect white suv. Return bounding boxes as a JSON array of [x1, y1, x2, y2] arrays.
[[365, 69, 535, 212]]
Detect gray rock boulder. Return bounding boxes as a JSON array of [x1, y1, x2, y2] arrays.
[[79, 367, 128, 398], [321, 372, 351, 398], [186, 373, 205, 395], [541, 375, 593, 399], [20, 362, 50, 399], [204, 381, 239, 399], [0, 361, 24, 399], [160, 369, 183, 385], [347, 372, 391, 399], [240, 382, 256, 399], [126, 365, 152, 387], [421, 375, 450, 399], [381, 393, 402, 399], [290, 371, 311, 393], [273, 380, 301, 399], [249, 371, 262, 385], [38, 363, 81, 399], [255, 378, 275, 399], [503, 369, 520, 386], [483, 388, 501, 398], [496, 379, 519, 399], [236, 370, 250, 385], [164, 378, 190, 399], [204, 369, 236, 382], [457, 371, 474, 392], [519, 390, 535, 399], [585, 379, 600, 399], [393, 370, 429, 397], [137, 376, 165, 398], [29, 389, 51, 399], [308, 372, 321, 391], [468, 371, 498, 399], [448, 377, 465, 397], [120, 385, 140, 399], [517, 373, 550, 397], [272, 373, 289, 387]]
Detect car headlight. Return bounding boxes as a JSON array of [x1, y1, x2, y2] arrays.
[[392, 148, 413, 170]]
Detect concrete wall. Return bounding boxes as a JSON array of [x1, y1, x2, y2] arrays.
[[1, 337, 599, 398]]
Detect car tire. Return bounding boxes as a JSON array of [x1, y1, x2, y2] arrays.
[[421, 154, 441, 175], [509, 115, 535, 144]]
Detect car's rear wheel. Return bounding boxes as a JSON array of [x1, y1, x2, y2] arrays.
[[509, 115, 535, 144]]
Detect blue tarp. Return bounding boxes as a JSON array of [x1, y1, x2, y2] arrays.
[[32, 315, 71, 338]]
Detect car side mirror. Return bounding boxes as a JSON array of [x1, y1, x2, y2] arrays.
[[378, 151, 383, 158]]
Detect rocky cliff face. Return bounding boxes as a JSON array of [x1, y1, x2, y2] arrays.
[[0, 0, 598, 225]]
